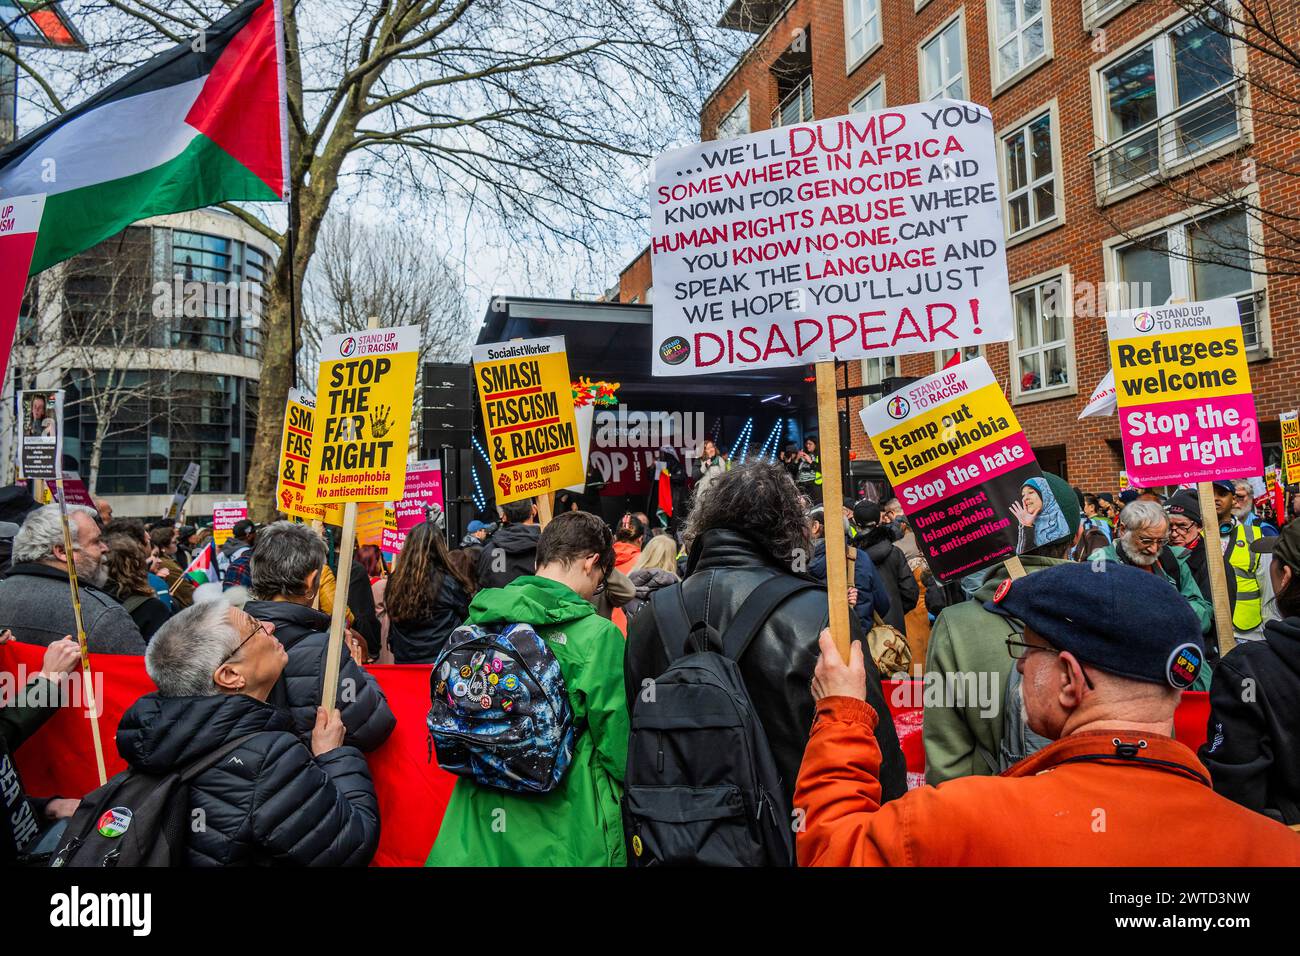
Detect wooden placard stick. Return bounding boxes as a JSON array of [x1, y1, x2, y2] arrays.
[[814, 361, 852, 661], [320, 317, 379, 711], [1197, 480, 1236, 659], [55, 476, 107, 785], [1004, 554, 1027, 579], [536, 492, 554, 528]]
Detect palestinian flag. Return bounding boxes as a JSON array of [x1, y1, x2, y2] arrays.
[[184, 542, 218, 586], [0, 0, 288, 275]]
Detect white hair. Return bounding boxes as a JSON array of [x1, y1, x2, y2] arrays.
[[145, 598, 241, 697], [1118, 500, 1169, 534], [12, 504, 97, 564], [1233, 480, 1254, 502]]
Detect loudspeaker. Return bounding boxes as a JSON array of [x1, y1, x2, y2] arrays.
[[422, 363, 476, 452]]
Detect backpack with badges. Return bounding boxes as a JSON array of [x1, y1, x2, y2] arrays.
[[427, 622, 575, 793]]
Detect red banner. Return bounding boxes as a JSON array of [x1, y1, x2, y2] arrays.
[[0, 642, 1210, 866]]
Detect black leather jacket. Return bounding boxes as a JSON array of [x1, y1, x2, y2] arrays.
[[625, 528, 907, 811]]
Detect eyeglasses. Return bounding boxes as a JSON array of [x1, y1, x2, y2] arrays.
[[1005, 627, 1096, 691], [1132, 535, 1169, 548], [218, 616, 269, 668], [1233, 492, 1250, 501]]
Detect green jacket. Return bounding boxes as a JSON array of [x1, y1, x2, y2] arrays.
[[924, 556, 1069, 784], [1088, 544, 1214, 690], [426, 576, 630, 867]]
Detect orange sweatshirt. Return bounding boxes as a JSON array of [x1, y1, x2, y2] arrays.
[[795, 696, 1300, 866]]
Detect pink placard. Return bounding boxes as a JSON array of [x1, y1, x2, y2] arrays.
[[1118, 391, 1262, 487], [381, 462, 444, 554]]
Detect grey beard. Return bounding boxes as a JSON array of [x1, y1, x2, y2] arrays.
[[79, 558, 109, 589], [1232, 504, 1250, 520], [1118, 536, 1158, 567]]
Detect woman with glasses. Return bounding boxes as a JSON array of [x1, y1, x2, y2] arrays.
[[105, 598, 380, 866]]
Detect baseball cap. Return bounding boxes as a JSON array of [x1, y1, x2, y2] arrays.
[[1251, 519, 1300, 570], [853, 500, 882, 527], [984, 561, 1205, 689], [467, 520, 487, 534], [1211, 480, 1235, 495]]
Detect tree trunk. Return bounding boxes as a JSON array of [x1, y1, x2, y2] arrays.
[[88, 415, 107, 498]]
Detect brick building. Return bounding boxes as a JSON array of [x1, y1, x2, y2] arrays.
[[616, 0, 1296, 492]]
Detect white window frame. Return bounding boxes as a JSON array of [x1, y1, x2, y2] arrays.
[[1101, 189, 1270, 358], [918, 9, 967, 101], [1089, 6, 1251, 203], [933, 344, 983, 373], [1010, 268, 1077, 404], [850, 76, 886, 113], [1082, 0, 1137, 32], [988, 0, 1054, 95], [844, 0, 883, 74], [916, 0, 934, 10], [997, 100, 1064, 245], [715, 93, 750, 141]]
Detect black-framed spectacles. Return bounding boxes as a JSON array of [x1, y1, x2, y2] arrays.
[[1004, 625, 1095, 691], [218, 616, 269, 668]]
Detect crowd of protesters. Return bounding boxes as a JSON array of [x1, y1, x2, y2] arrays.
[[2, 439, 1299, 868]]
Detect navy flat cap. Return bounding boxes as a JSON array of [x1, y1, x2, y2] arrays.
[[984, 562, 1205, 689]]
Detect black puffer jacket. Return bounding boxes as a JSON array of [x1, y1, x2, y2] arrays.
[[388, 572, 471, 664], [854, 526, 919, 635], [243, 601, 396, 752], [625, 528, 907, 811], [1201, 616, 1300, 824], [115, 692, 379, 866], [476, 523, 539, 590]]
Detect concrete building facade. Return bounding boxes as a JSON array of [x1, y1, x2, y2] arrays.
[[6, 207, 272, 518]]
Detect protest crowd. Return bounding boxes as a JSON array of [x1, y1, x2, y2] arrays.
[[3, 446, 1299, 868]]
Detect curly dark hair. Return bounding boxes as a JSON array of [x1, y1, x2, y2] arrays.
[[683, 462, 810, 567], [104, 531, 154, 597]]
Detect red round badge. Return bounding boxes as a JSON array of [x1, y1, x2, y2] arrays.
[[993, 579, 1014, 603]]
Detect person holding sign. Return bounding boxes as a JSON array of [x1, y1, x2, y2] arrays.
[[796, 562, 1300, 866], [0, 505, 144, 654], [243, 522, 395, 753]]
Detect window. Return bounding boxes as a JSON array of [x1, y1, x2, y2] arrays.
[[1002, 109, 1058, 237], [860, 355, 899, 406], [716, 94, 750, 140], [850, 78, 885, 113], [844, 0, 881, 71], [992, 0, 1049, 89], [1114, 206, 1263, 349], [920, 15, 965, 100], [1013, 275, 1069, 396], [935, 345, 982, 370], [1082, 0, 1136, 30], [772, 74, 814, 127], [170, 229, 267, 358], [1095, 7, 1241, 195]]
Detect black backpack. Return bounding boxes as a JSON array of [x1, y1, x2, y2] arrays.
[[623, 574, 817, 867], [49, 733, 259, 867]]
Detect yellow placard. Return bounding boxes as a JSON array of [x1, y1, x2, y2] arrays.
[[870, 381, 1023, 483], [354, 501, 387, 547], [277, 388, 342, 522], [1282, 412, 1300, 485], [1110, 325, 1250, 406], [307, 327, 421, 504], [472, 336, 585, 504]]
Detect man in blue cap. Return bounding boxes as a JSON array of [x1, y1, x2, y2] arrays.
[[794, 562, 1300, 865]]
